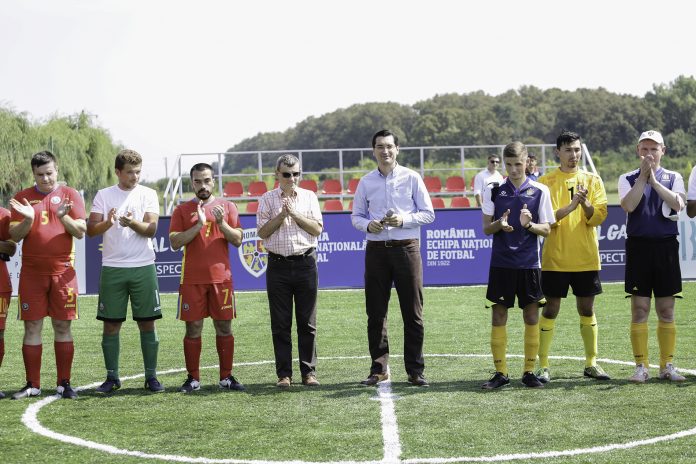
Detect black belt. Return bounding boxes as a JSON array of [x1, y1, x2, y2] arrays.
[[368, 239, 418, 248], [268, 248, 315, 261]]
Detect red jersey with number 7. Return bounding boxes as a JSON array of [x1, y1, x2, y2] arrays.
[[11, 185, 86, 275], [169, 198, 241, 284]]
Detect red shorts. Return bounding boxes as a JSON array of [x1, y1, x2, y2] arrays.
[[0, 292, 10, 330], [177, 282, 236, 321], [18, 269, 79, 321]]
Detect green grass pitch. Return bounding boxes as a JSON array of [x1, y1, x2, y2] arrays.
[[2, 283, 696, 463]]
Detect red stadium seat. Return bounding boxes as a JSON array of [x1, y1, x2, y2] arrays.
[[347, 178, 360, 194], [323, 199, 344, 211], [322, 179, 343, 194], [246, 201, 259, 213], [431, 197, 446, 209], [450, 196, 471, 208], [445, 176, 466, 192], [424, 176, 442, 193], [248, 181, 268, 196], [223, 181, 243, 197], [299, 179, 318, 192]]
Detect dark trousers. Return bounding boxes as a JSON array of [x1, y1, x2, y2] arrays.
[[364, 240, 425, 376], [266, 252, 318, 378]]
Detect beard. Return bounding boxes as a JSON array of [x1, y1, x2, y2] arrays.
[[196, 189, 211, 200]]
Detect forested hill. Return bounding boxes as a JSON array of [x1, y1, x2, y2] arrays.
[[224, 75, 696, 183]]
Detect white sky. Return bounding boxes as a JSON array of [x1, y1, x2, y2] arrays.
[[1, 0, 694, 181]]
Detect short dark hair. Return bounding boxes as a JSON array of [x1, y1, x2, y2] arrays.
[[31, 150, 57, 171], [556, 130, 581, 149], [115, 149, 142, 170], [190, 163, 213, 178], [503, 141, 527, 158], [487, 154, 500, 162], [372, 129, 399, 148]]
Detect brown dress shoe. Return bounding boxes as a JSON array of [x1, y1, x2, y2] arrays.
[[360, 372, 389, 386], [276, 377, 291, 388], [302, 374, 320, 386]]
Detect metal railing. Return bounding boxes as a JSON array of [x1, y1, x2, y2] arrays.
[[162, 143, 596, 214]]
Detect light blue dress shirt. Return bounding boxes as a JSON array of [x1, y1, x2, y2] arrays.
[[351, 164, 435, 241]]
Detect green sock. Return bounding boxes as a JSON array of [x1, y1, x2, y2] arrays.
[[102, 333, 120, 380], [140, 330, 159, 380]]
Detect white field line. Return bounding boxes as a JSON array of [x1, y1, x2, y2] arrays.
[[20, 354, 696, 464]]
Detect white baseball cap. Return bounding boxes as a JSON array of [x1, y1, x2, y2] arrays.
[[638, 130, 664, 145]]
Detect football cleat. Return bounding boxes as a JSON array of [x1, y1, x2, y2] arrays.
[[522, 371, 545, 388], [481, 372, 510, 390], [658, 363, 686, 382], [219, 375, 245, 391], [96, 377, 121, 394], [179, 375, 201, 393], [534, 367, 550, 383], [584, 365, 611, 380], [628, 364, 649, 383], [11, 382, 41, 400], [56, 380, 78, 399], [144, 377, 165, 393]]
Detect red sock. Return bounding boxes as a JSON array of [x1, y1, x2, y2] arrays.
[[183, 337, 202, 380], [22, 344, 42, 388], [55, 341, 74, 385], [216, 335, 234, 380], [0, 338, 4, 367]]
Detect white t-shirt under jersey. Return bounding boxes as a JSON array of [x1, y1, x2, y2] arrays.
[[91, 184, 160, 267]]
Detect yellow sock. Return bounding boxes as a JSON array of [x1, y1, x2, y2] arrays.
[[524, 323, 539, 373], [580, 314, 598, 368], [630, 322, 649, 366], [657, 320, 676, 370], [491, 325, 508, 376], [538, 316, 556, 369]]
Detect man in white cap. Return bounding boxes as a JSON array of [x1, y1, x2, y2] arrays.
[[618, 130, 686, 383]]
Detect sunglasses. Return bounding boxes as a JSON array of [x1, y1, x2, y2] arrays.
[[280, 171, 300, 178]]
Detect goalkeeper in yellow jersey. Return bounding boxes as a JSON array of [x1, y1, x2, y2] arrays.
[[535, 130, 610, 382]]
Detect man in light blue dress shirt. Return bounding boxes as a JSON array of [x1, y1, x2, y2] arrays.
[[351, 129, 435, 387]]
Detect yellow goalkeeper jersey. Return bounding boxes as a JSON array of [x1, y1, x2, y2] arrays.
[[537, 168, 608, 272]]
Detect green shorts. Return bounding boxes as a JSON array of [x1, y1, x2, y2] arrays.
[[97, 265, 162, 322]]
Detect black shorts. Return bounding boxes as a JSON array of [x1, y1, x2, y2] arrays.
[[625, 236, 682, 298], [486, 267, 543, 309], [542, 271, 602, 298]]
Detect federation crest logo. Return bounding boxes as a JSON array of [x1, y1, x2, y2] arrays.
[[51, 196, 61, 205], [238, 228, 268, 278], [526, 188, 535, 196], [182, 303, 189, 311], [22, 302, 29, 311]]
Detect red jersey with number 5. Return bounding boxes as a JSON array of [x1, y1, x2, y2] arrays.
[[169, 198, 241, 284], [0, 207, 12, 292], [11, 186, 86, 275]]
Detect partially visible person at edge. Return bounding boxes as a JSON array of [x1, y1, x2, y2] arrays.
[[686, 162, 696, 219], [619, 130, 686, 383], [474, 154, 505, 207], [169, 163, 245, 393], [0, 206, 17, 399], [534, 130, 610, 384], [257, 154, 323, 388], [87, 149, 164, 394], [9, 151, 86, 400], [351, 129, 435, 387], [526, 153, 542, 181], [480, 141, 554, 390]]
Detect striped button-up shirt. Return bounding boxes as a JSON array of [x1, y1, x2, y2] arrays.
[[257, 187, 323, 256]]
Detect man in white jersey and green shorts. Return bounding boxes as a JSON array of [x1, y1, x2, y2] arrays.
[[87, 149, 164, 393]]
